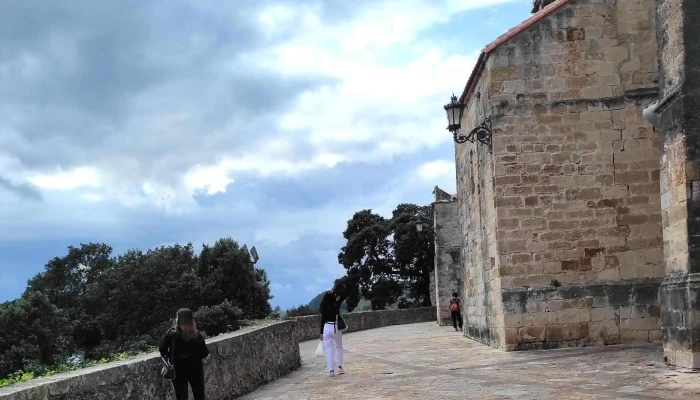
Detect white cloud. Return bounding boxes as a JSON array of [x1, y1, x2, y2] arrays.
[[271, 283, 292, 290], [27, 167, 101, 191], [417, 159, 455, 181], [184, 165, 235, 196]]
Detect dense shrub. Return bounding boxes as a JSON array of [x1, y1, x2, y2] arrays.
[[194, 300, 243, 338], [0, 292, 71, 378]]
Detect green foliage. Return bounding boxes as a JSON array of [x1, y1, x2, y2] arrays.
[[333, 203, 434, 312], [194, 300, 243, 337], [0, 349, 151, 388], [197, 239, 272, 319], [0, 237, 272, 385], [0, 292, 71, 377]]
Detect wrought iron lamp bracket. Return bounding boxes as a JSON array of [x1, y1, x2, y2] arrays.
[[453, 116, 493, 151]]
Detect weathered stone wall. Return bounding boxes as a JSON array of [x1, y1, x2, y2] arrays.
[[463, 0, 664, 350], [0, 321, 301, 400], [289, 307, 436, 342], [457, 67, 505, 348], [655, 0, 700, 370], [433, 199, 462, 325]]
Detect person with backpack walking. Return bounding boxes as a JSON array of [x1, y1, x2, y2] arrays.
[[159, 308, 210, 400], [449, 292, 463, 332]]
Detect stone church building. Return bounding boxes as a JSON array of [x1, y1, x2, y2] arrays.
[[432, 0, 700, 370]]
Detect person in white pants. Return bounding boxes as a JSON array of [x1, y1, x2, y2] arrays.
[[319, 291, 345, 377]]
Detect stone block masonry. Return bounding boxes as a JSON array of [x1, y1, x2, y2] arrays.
[[454, 0, 664, 351]]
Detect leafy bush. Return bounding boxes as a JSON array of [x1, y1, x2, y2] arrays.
[[87, 335, 155, 360], [194, 300, 243, 338], [0, 348, 151, 388]]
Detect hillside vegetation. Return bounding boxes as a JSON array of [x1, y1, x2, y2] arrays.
[[0, 238, 271, 387]]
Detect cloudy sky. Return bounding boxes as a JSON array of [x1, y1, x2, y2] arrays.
[[0, 0, 531, 309]]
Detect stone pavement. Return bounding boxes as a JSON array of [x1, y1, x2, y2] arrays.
[[237, 322, 700, 399]]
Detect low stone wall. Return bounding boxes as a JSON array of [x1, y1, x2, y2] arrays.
[[289, 307, 437, 342], [0, 321, 300, 400]]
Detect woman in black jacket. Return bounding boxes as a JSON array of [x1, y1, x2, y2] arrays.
[[159, 308, 210, 400], [319, 291, 344, 377]]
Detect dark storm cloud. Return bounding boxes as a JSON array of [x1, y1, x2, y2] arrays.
[[0, 176, 42, 201], [0, 0, 338, 174]]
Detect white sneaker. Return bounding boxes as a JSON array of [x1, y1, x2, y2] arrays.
[[338, 366, 345, 374], [329, 370, 335, 377]]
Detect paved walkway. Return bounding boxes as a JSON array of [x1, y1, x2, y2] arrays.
[[238, 322, 700, 399]]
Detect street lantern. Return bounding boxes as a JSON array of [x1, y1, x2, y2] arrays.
[[250, 246, 259, 264], [416, 222, 424, 232], [444, 94, 465, 143], [241, 244, 260, 264]]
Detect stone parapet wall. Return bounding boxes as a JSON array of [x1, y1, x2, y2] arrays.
[[288, 307, 437, 342], [0, 321, 301, 400], [0, 308, 437, 399], [502, 278, 661, 350]]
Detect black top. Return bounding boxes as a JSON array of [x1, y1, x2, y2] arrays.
[[319, 300, 341, 334], [159, 330, 209, 367]]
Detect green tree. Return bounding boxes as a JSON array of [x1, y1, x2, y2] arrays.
[[0, 292, 70, 377], [25, 243, 115, 353], [26, 243, 114, 317], [335, 204, 435, 311], [197, 238, 272, 319], [91, 243, 201, 342], [391, 203, 434, 307], [337, 210, 395, 307]]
